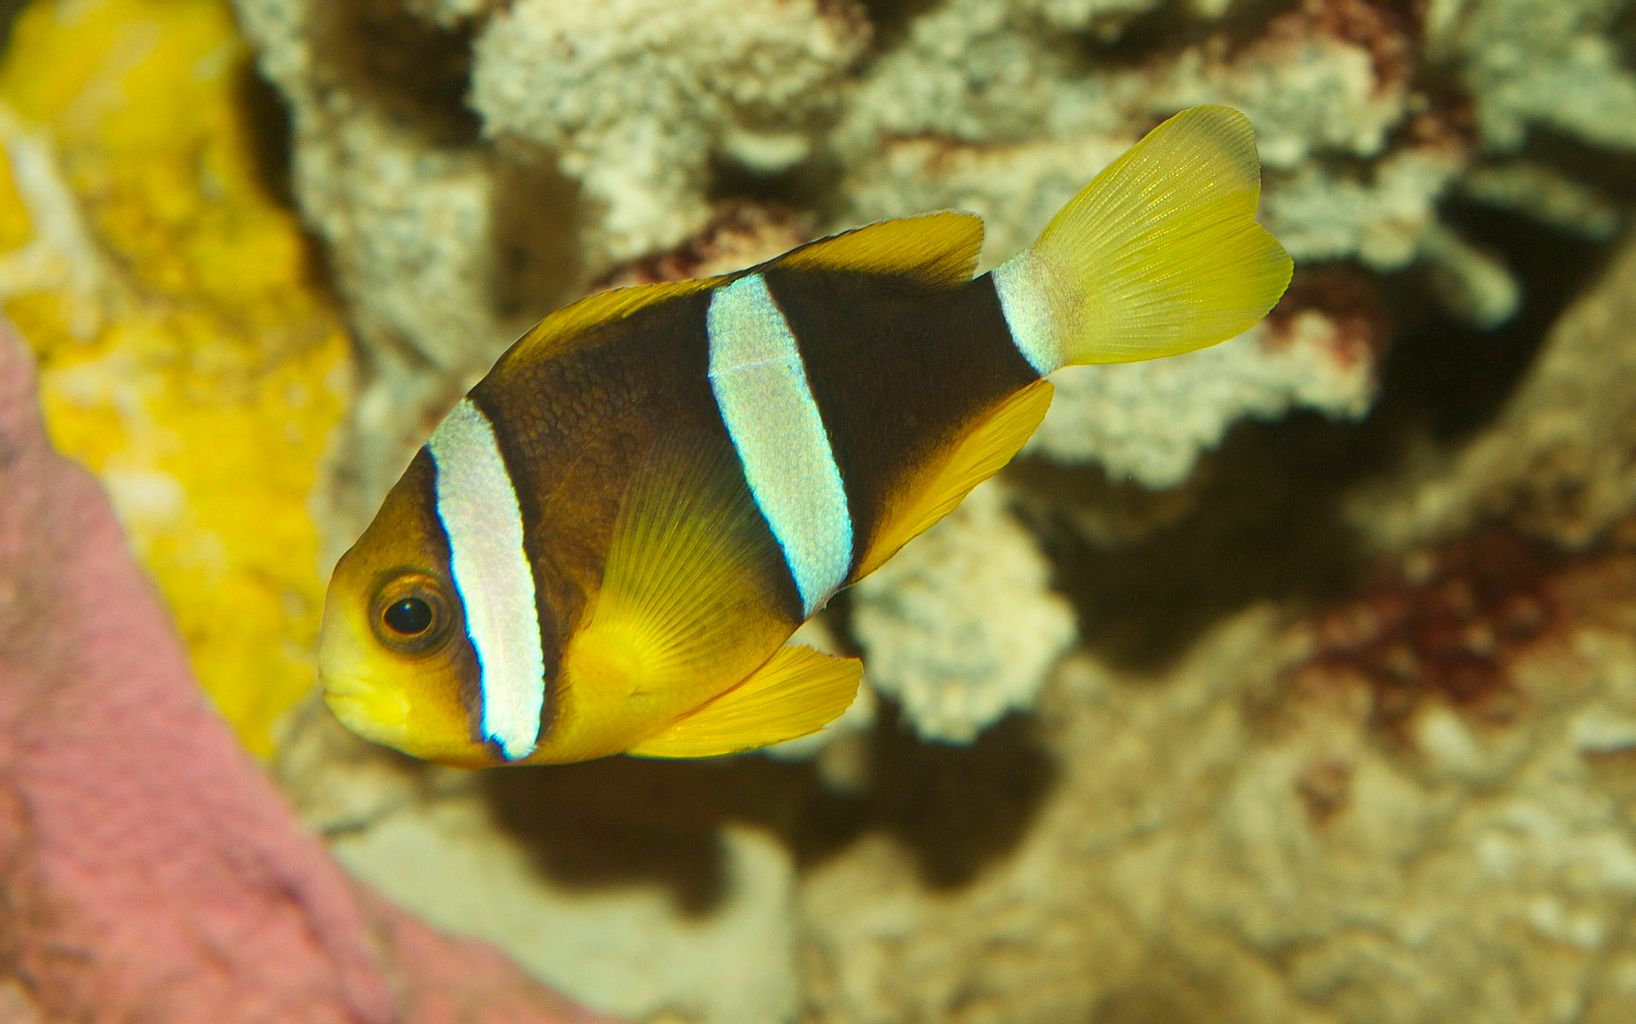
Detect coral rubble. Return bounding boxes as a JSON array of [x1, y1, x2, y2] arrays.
[[852, 485, 1077, 743]]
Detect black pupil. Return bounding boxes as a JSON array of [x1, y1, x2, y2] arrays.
[[384, 597, 433, 636]]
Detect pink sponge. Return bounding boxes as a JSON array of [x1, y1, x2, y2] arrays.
[[0, 318, 611, 1024]]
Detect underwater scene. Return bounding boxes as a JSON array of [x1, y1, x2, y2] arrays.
[[3, 0, 1636, 1020]]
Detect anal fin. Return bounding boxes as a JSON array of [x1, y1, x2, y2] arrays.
[[855, 379, 1054, 579], [626, 645, 862, 759]]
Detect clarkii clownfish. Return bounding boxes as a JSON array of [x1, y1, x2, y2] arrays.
[[318, 106, 1292, 767]]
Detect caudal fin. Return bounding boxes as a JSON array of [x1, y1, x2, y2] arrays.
[[992, 106, 1292, 373]]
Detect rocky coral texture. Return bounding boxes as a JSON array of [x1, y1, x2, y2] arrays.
[[276, 229, 1636, 1024], [229, 0, 1636, 746], [200, 0, 1636, 1019], [794, 225, 1636, 1024], [0, 319, 607, 1024], [852, 485, 1077, 743], [471, 0, 868, 262], [0, 0, 349, 755]]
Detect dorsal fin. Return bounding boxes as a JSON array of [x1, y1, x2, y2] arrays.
[[777, 212, 984, 288], [854, 379, 1054, 580], [498, 276, 722, 370]]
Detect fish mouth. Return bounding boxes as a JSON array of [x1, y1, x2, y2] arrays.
[[322, 684, 411, 745], [317, 586, 412, 746]]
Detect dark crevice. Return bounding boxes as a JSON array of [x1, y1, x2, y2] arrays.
[[1390, 200, 1615, 441], [706, 148, 845, 213], [306, 0, 482, 147], [1513, 127, 1636, 208], [1076, 0, 1295, 72], [233, 61, 298, 211], [1020, 410, 1371, 675], [231, 58, 345, 330], [1614, 0, 1636, 63], [487, 148, 585, 324], [855, 0, 940, 50], [481, 705, 1054, 908], [0, 0, 24, 52], [846, 709, 1058, 889], [476, 682, 1058, 905], [485, 755, 805, 917]]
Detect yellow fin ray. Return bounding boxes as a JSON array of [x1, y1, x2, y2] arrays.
[[778, 212, 983, 288], [856, 379, 1054, 580], [626, 645, 862, 758], [1021, 105, 1292, 367], [565, 433, 783, 705]]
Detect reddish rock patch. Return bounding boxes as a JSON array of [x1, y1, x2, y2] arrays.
[[1289, 526, 1575, 736], [1262, 266, 1392, 376]]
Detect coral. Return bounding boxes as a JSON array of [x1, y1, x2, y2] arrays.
[[471, 0, 869, 262], [338, 808, 804, 1024], [228, 0, 1461, 530], [1289, 526, 1573, 735], [1433, 0, 1636, 155], [204, 0, 1636, 1018], [852, 485, 1077, 742], [803, 590, 1636, 1023], [229, 0, 1636, 530], [794, 237, 1636, 1024], [0, 0, 349, 755], [593, 203, 813, 289], [286, 220, 1636, 1024], [0, 318, 607, 1024], [274, 708, 815, 1023], [1027, 295, 1382, 487], [1351, 228, 1636, 552]]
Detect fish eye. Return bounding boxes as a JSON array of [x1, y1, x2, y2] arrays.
[[383, 597, 433, 636], [370, 573, 454, 655]]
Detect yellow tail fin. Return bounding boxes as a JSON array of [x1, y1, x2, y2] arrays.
[[992, 106, 1292, 372]]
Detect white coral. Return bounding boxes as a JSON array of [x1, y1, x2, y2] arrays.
[[852, 485, 1078, 743], [472, 0, 866, 261]]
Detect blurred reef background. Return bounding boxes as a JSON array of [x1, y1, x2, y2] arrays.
[[5, 0, 1636, 1021]]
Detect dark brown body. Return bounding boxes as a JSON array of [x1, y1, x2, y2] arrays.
[[467, 265, 1038, 667]]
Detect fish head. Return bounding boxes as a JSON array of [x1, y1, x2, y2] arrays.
[[317, 453, 503, 767]]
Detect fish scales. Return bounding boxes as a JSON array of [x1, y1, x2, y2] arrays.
[[760, 267, 1038, 584]]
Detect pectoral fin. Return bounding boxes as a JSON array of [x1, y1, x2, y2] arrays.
[[562, 431, 789, 725], [626, 645, 862, 759]]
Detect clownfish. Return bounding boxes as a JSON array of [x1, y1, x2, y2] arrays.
[[318, 106, 1292, 767]]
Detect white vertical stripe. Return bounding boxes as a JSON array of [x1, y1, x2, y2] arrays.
[[992, 252, 1061, 375], [427, 398, 545, 761], [707, 273, 852, 615]]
